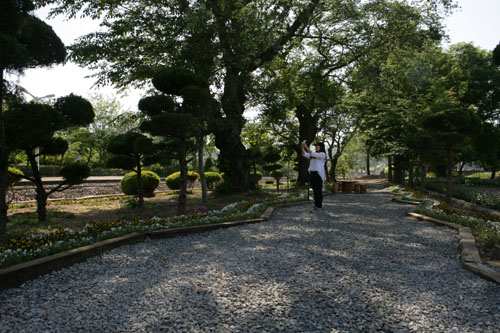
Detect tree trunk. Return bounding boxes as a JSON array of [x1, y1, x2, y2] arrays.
[[0, 69, 8, 233], [329, 155, 340, 182], [214, 70, 251, 192], [177, 142, 188, 215], [446, 149, 453, 204], [458, 162, 465, 177], [295, 104, 317, 185], [491, 169, 497, 179], [366, 151, 371, 176], [393, 156, 404, 185], [388, 156, 393, 181], [198, 137, 208, 203], [420, 163, 427, 193], [27, 151, 49, 221], [408, 165, 414, 189], [136, 155, 144, 208]]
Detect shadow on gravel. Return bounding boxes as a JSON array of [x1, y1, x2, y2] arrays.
[[3, 186, 499, 332]]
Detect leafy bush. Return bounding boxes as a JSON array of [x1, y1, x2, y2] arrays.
[[265, 180, 274, 185], [214, 180, 236, 195], [455, 177, 500, 187], [121, 171, 161, 196], [59, 163, 90, 185], [424, 181, 500, 210], [204, 172, 222, 190], [165, 171, 199, 190], [7, 167, 24, 189]]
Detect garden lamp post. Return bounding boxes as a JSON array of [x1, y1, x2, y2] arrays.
[[17, 86, 55, 170]]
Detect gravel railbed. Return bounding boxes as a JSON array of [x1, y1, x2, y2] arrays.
[[1, 188, 499, 332], [8, 182, 170, 203]]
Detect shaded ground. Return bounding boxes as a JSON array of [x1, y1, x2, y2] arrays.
[[1, 186, 498, 332]]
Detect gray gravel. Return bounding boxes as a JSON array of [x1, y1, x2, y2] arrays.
[[1, 188, 499, 332]]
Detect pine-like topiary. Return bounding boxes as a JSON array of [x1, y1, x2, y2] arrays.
[[121, 171, 161, 196]]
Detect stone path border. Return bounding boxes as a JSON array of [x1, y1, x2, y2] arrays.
[[0, 201, 309, 291], [407, 211, 500, 285]]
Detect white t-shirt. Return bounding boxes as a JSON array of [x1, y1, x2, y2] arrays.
[[303, 151, 327, 181]]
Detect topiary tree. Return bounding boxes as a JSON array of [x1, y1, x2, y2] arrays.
[[165, 171, 199, 192], [270, 169, 284, 192], [4, 94, 94, 221], [121, 171, 160, 197], [106, 131, 160, 207], [139, 67, 217, 214], [0, 0, 66, 233]]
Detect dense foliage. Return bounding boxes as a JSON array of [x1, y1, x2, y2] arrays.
[[120, 171, 160, 197]]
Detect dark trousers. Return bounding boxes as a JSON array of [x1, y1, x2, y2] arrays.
[[310, 171, 323, 208]]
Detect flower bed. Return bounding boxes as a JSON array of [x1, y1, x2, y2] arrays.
[[0, 192, 307, 269], [391, 185, 500, 250]]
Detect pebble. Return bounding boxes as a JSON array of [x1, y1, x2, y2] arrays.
[[0, 187, 499, 332]]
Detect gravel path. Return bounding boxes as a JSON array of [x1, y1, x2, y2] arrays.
[[1, 188, 499, 332]]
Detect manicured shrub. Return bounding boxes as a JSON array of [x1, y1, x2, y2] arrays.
[[121, 171, 161, 196], [7, 167, 24, 189], [214, 180, 236, 196], [204, 172, 222, 190], [165, 171, 199, 190], [59, 162, 91, 185]]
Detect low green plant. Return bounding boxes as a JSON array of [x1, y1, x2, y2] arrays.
[[214, 180, 236, 195], [165, 171, 199, 190], [204, 172, 222, 190], [121, 171, 161, 196]]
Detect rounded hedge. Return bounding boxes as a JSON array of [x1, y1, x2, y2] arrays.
[[204, 171, 222, 190], [59, 162, 90, 184], [7, 167, 24, 189], [165, 171, 199, 190], [121, 171, 161, 196]]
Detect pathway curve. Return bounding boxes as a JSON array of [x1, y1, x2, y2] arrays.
[[1, 187, 499, 332]]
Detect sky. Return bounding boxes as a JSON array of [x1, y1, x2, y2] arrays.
[[8, 0, 500, 113]]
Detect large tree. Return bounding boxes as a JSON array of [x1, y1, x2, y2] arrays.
[[35, 0, 454, 192], [0, 0, 66, 232], [36, 0, 323, 192], [139, 67, 217, 214]]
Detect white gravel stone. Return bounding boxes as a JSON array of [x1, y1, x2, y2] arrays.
[[1, 187, 499, 332]]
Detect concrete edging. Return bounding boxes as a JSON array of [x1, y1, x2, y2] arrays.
[[391, 198, 423, 206], [407, 211, 500, 285], [0, 200, 308, 291]]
